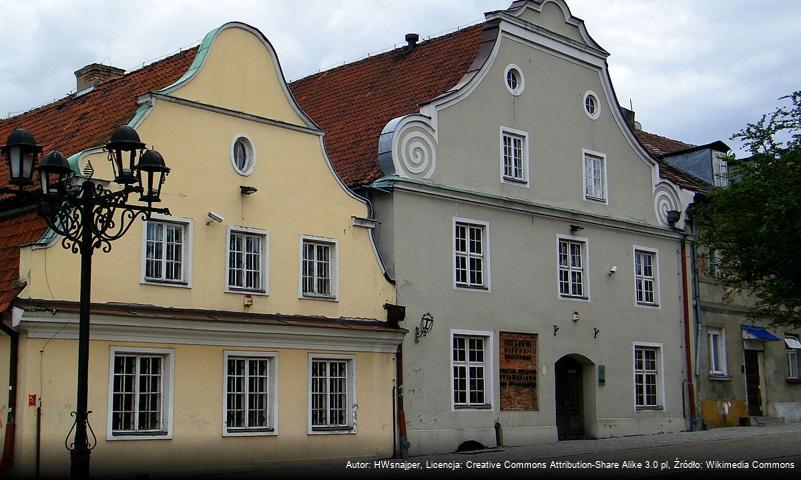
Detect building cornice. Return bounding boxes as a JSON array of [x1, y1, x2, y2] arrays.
[[372, 176, 687, 240], [13, 300, 405, 354]]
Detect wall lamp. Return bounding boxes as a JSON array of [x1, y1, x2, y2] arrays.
[[570, 224, 584, 233], [415, 313, 433, 343], [240, 185, 258, 195]]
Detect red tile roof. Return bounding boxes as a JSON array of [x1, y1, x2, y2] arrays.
[[0, 48, 197, 313], [289, 23, 487, 187], [635, 130, 712, 193], [0, 210, 49, 313]]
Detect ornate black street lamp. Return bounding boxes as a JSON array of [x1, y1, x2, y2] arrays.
[[1, 126, 170, 479]]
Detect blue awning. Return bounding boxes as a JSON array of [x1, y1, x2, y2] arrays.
[[741, 325, 780, 341]]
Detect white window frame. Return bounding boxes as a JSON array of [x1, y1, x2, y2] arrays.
[[633, 246, 660, 308], [556, 234, 590, 301], [632, 342, 665, 411], [452, 217, 491, 291], [225, 225, 269, 295], [298, 235, 339, 300], [787, 335, 801, 380], [582, 148, 608, 204], [499, 126, 530, 186], [230, 133, 256, 176], [503, 64, 525, 96], [222, 351, 278, 436], [450, 329, 494, 412], [712, 152, 729, 187], [707, 328, 728, 376], [140, 214, 193, 288], [583, 90, 601, 120], [107, 346, 174, 441], [307, 353, 357, 435]]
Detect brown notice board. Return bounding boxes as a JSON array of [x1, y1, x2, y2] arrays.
[[499, 331, 538, 411]]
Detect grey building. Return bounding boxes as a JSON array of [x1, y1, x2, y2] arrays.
[[292, 0, 700, 454], [642, 135, 801, 428]]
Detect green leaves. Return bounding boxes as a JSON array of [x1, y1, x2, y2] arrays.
[[695, 91, 801, 327]]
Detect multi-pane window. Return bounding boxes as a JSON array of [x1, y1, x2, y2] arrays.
[[227, 230, 265, 292], [452, 335, 488, 407], [634, 346, 660, 408], [712, 154, 729, 187], [226, 357, 272, 432], [502, 131, 526, 182], [558, 239, 585, 298], [455, 222, 486, 288], [634, 249, 657, 305], [787, 336, 801, 379], [111, 353, 167, 435], [708, 328, 727, 375], [302, 240, 334, 297], [583, 152, 606, 201], [310, 358, 351, 430], [144, 221, 186, 283]]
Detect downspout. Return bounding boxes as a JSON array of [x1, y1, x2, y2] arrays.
[[689, 221, 703, 378], [680, 236, 699, 430], [0, 317, 19, 473]]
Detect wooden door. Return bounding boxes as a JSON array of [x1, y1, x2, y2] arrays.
[[744, 349, 763, 416], [555, 357, 584, 440]]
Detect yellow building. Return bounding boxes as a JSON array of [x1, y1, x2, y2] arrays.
[[0, 22, 402, 477]]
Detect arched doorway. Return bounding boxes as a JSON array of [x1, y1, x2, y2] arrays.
[[555, 354, 596, 440]]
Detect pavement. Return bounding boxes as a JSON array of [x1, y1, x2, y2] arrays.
[[188, 423, 801, 480]]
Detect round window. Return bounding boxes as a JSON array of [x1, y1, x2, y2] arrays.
[[231, 135, 255, 176], [583, 91, 600, 120], [504, 64, 524, 96]]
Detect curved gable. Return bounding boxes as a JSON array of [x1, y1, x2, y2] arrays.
[[159, 22, 315, 129]]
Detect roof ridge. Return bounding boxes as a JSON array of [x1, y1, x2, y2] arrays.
[[638, 129, 697, 148], [290, 21, 485, 84], [1, 47, 199, 124]]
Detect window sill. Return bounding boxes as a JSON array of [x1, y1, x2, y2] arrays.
[[636, 302, 660, 308], [635, 405, 664, 411], [142, 279, 190, 289], [786, 378, 801, 385], [454, 403, 492, 410], [300, 294, 338, 302], [559, 295, 589, 302], [583, 196, 607, 204], [708, 374, 732, 381], [108, 431, 171, 441], [455, 284, 489, 292], [501, 176, 528, 186], [309, 426, 355, 435], [224, 427, 276, 437], [225, 287, 268, 296]]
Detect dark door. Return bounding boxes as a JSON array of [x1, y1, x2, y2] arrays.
[[744, 350, 763, 416], [555, 357, 584, 440]]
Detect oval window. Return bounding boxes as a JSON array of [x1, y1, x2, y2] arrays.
[[504, 64, 524, 96], [231, 135, 255, 176], [583, 91, 600, 120]]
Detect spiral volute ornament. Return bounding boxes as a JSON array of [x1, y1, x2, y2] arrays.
[[393, 119, 437, 179], [653, 183, 681, 227]]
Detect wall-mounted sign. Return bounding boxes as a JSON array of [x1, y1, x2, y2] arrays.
[[499, 331, 538, 411]]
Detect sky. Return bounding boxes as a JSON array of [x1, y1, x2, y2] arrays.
[[1, 0, 799, 158]]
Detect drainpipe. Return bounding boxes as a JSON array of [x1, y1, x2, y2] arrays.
[[680, 236, 699, 430], [0, 317, 19, 473], [689, 222, 704, 379], [396, 343, 410, 458]]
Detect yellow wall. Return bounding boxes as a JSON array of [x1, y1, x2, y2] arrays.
[[701, 400, 748, 428], [15, 336, 395, 477], [18, 23, 394, 320]]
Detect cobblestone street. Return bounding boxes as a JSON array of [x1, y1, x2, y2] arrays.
[[195, 424, 801, 479]]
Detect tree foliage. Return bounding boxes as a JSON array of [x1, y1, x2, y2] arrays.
[[694, 91, 801, 327]]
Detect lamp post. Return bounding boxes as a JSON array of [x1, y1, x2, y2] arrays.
[[1, 126, 170, 479]]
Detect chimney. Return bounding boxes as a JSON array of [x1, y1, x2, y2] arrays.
[[620, 107, 639, 130], [74, 63, 125, 93], [404, 33, 420, 53]]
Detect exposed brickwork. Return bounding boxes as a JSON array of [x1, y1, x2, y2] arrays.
[[499, 332, 538, 411]]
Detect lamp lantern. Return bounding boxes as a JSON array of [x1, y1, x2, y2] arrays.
[[135, 149, 169, 203], [105, 125, 145, 185], [2, 128, 42, 186], [36, 151, 72, 195]]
